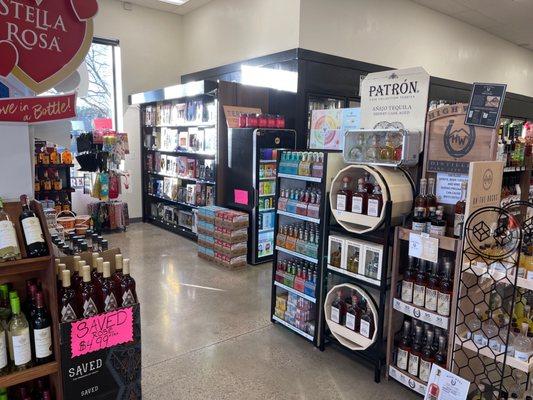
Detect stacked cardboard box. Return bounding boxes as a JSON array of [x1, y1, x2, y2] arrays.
[[197, 206, 249, 268]]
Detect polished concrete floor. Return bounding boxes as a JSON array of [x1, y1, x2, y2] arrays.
[[109, 223, 419, 400]]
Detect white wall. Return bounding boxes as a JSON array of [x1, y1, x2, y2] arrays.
[[181, 0, 300, 75], [299, 0, 533, 97]]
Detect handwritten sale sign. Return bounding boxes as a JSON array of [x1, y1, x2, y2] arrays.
[[71, 307, 133, 358], [0, 0, 98, 93], [0, 93, 76, 123]]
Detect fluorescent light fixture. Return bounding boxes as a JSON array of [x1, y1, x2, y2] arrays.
[[157, 0, 190, 5], [241, 65, 298, 93]]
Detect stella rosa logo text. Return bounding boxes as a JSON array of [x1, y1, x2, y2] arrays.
[[1, 0, 66, 52], [369, 80, 419, 97]]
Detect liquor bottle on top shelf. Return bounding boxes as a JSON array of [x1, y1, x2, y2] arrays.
[[0, 198, 21, 262], [429, 207, 447, 236], [348, 134, 365, 162], [120, 259, 137, 307], [415, 178, 427, 214], [101, 262, 118, 312], [367, 184, 383, 217], [336, 176, 353, 212], [419, 329, 435, 382], [401, 257, 417, 304], [351, 178, 368, 215], [366, 136, 380, 162], [426, 177, 437, 211], [60, 270, 78, 323], [19, 195, 48, 258], [454, 181, 467, 239], [330, 290, 346, 325], [407, 325, 423, 377], [32, 292, 53, 365], [9, 296, 32, 370], [396, 320, 411, 371], [79, 265, 99, 318]]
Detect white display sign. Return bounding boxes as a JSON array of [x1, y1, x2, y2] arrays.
[[359, 66, 430, 150], [409, 232, 439, 263], [424, 365, 470, 400], [436, 173, 469, 205]]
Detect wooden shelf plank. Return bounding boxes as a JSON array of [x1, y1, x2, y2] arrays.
[[0, 256, 51, 277], [0, 361, 58, 388]]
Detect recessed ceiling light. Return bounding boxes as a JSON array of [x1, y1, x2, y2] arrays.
[[158, 0, 190, 5]]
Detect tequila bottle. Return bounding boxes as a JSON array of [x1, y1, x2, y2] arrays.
[[379, 133, 395, 161], [348, 134, 366, 162], [365, 135, 380, 161], [351, 178, 367, 215]]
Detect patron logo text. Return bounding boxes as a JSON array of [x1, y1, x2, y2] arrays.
[[369, 80, 419, 97]]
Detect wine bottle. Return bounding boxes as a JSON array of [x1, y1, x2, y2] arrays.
[[112, 254, 124, 287], [101, 262, 118, 312], [32, 292, 53, 365], [60, 270, 79, 323], [8, 296, 32, 370], [18, 195, 48, 258], [71, 256, 83, 291], [90, 252, 99, 283], [0, 285, 11, 326], [78, 265, 99, 318], [0, 197, 21, 262], [120, 259, 137, 307], [0, 308, 8, 376]]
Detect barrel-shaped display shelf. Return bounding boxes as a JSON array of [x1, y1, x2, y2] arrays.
[[324, 283, 379, 351], [329, 164, 413, 234]]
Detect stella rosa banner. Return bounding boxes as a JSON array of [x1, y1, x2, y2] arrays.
[[0, 92, 76, 123], [0, 0, 98, 93]]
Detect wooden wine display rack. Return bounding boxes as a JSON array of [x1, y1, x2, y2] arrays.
[[0, 201, 62, 398]]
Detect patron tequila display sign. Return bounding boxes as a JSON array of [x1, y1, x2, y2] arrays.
[[359, 66, 429, 147], [0, 0, 98, 93]]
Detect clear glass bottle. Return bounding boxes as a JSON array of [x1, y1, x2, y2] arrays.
[[437, 260, 453, 317], [412, 207, 427, 233], [365, 135, 380, 161], [396, 320, 411, 371], [426, 177, 437, 211], [408, 325, 423, 376], [414, 178, 428, 215], [454, 181, 467, 238], [401, 256, 417, 304], [379, 133, 395, 161], [425, 262, 439, 312], [419, 329, 435, 382], [429, 207, 447, 237], [348, 134, 366, 162], [514, 323, 533, 362], [0, 197, 21, 262], [413, 261, 427, 308]]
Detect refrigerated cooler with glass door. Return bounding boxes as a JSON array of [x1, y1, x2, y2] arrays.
[[226, 128, 297, 264]]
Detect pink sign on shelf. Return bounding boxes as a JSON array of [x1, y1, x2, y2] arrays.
[[70, 307, 134, 358], [93, 117, 113, 130], [234, 189, 248, 205]]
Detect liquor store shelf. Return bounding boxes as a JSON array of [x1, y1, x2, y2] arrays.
[[272, 315, 314, 341], [148, 194, 199, 209], [455, 337, 533, 373], [0, 361, 59, 389], [145, 148, 216, 159], [278, 173, 322, 183], [274, 281, 316, 303], [388, 365, 427, 396], [147, 171, 215, 184], [277, 210, 320, 224], [327, 265, 381, 289], [148, 217, 197, 240], [392, 298, 449, 330], [276, 246, 318, 264], [327, 319, 374, 349], [397, 227, 460, 252]]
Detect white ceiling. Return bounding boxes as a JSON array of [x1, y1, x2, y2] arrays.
[[123, 0, 212, 15], [411, 0, 533, 51]]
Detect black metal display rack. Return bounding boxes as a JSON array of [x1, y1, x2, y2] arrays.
[[270, 151, 330, 347], [320, 199, 394, 383], [451, 206, 526, 398], [136, 81, 219, 241]]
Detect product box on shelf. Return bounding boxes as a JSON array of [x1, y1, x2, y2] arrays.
[[213, 226, 248, 243], [215, 210, 249, 230], [214, 239, 247, 258], [198, 234, 215, 249], [197, 206, 226, 223]]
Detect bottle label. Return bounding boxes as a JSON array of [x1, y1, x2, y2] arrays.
[[407, 354, 420, 376], [396, 348, 408, 370], [104, 293, 118, 312], [21, 216, 45, 245], [413, 284, 425, 307], [419, 359, 431, 382], [367, 199, 379, 217], [0, 220, 19, 252], [0, 333, 7, 369], [437, 292, 451, 316], [401, 281, 413, 303], [425, 221, 432, 234], [345, 313, 356, 330], [336, 195, 347, 211], [34, 327, 52, 358], [12, 327, 31, 366], [352, 197, 363, 214], [122, 290, 136, 307], [514, 350, 532, 362], [83, 298, 99, 318], [360, 319, 371, 338], [425, 288, 438, 311], [331, 306, 340, 323], [61, 303, 78, 322], [412, 222, 426, 232], [429, 225, 446, 237], [453, 214, 465, 237]]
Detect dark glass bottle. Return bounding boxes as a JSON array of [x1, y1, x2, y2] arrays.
[[363, 172, 374, 194], [414, 179, 428, 215], [60, 270, 79, 322], [437, 261, 453, 317], [78, 265, 99, 318], [32, 292, 53, 365], [413, 261, 427, 308], [71, 256, 83, 292], [367, 184, 383, 217], [419, 329, 435, 382], [351, 178, 368, 215], [359, 298, 375, 339], [425, 262, 439, 312], [345, 294, 361, 332], [112, 254, 124, 288], [101, 262, 118, 312], [408, 325, 423, 377], [401, 257, 417, 304], [396, 320, 411, 371], [120, 258, 137, 307], [336, 176, 353, 212], [18, 195, 48, 258], [412, 207, 427, 233], [429, 207, 446, 237], [426, 177, 437, 211], [330, 290, 347, 325], [434, 335, 447, 367], [454, 181, 467, 238]]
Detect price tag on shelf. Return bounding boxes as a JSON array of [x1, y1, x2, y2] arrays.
[[409, 232, 439, 263], [425, 365, 470, 400]]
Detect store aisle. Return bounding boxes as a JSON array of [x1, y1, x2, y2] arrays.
[[108, 223, 418, 400]]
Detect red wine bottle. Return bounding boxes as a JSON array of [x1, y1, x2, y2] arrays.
[[112, 254, 124, 287], [32, 292, 53, 365], [120, 258, 137, 307], [101, 262, 118, 312], [78, 265, 99, 318], [60, 270, 79, 323], [18, 195, 48, 257]]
